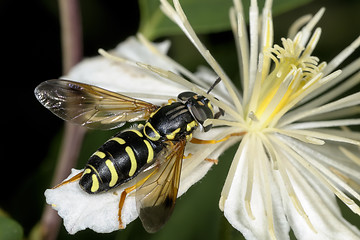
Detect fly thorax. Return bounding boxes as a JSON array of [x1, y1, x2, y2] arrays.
[[144, 102, 196, 141]]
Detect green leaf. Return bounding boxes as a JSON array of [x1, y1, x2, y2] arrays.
[[0, 213, 23, 240], [28, 223, 42, 240], [139, 0, 233, 40], [138, 0, 313, 40]]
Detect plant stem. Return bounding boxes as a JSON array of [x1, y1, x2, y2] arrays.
[[40, 0, 85, 239], [59, 0, 83, 73]]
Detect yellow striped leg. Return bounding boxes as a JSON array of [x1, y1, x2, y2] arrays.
[[52, 171, 84, 189], [190, 132, 245, 144], [188, 132, 246, 164], [118, 170, 157, 229]]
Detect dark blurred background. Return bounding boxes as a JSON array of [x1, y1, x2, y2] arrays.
[[0, 0, 359, 239]]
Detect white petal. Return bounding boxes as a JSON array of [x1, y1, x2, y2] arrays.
[[64, 37, 188, 105], [273, 145, 360, 240], [223, 135, 289, 240], [45, 169, 138, 234], [113, 36, 171, 65]]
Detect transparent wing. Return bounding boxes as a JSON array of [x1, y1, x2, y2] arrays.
[[34, 79, 158, 130], [136, 140, 186, 233]]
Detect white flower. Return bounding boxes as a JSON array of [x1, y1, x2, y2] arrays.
[[158, 0, 360, 239], [44, 0, 360, 239]]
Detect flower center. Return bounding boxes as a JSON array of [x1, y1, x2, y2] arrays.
[[249, 36, 323, 130]]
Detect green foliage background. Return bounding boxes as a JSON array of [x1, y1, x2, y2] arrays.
[[1, 0, 359, 240]]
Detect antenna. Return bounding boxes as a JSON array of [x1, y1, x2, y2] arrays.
[[206, 77, 225, 118], [207, 77, 221, 94]]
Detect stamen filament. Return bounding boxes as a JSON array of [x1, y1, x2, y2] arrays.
[[330, 167, 360, 193], [308, 161, 360, 207], [339, 147, 360, 167], [270, 70, 341, 128], [324, 36, 360, 76], [247, 53, 264, 116], [257, 70, 295, 127], [265, 135, 316, 232], [299, 8, 325, 47], [285, 119, 360, 130], [230, 0, 250, 93], [276, 138, 360, 216], [246, 0, 259, 106], [136, 33, 209, 89], [245, 135, 255, 220], [260, 6, 273, 83], [260, 140, 277, 240], [275, 128, 360, 146], [220, 134, 249, 211], [302, 28, 321, 58], [135, 63, 201, 91], [278, 91, 360, 127], [271, 128, 325, 145], [160, 0, 244, 117], [301, 61, 360, 110]]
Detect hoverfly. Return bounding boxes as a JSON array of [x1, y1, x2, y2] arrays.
[[34, 77, 226, 233]]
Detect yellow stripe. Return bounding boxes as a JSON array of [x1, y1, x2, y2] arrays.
[[105, 160, 118, 187], [186, 120, 197, 131], [166, 127, 181, 140], [93, 151, 106, 159], [207, 101, 214, 114], [87, 164, 100, 176], [125, 146, 137, 176], [197, 100, 204, 106], [186, 133, 193, 141], [149, 107, 161, 117], [109, 137, 126, 145], [83, 168, 91, 175], [143, 140, 154, 163], [144, 122, 161, 141], [91, 174, 99, 192], [129, 129, 143, 137]]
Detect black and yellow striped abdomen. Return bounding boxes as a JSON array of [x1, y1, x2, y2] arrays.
[[79, 98, 210, 194], [79, 129, 163, 194]]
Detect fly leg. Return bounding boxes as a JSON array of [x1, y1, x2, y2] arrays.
[[183, 153, 218, 165], [189, 132, 246, 164], [190, 132, 245, 145], [52, 171, 83, 189], [118, 170, 157, 229]]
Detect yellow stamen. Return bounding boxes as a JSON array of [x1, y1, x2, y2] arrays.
[[252, 35, 322, 129]]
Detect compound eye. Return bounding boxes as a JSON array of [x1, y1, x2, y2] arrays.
[[177, 91, 196, 103], [190, 104, 214, 132], [191, 105, 208, 123]]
